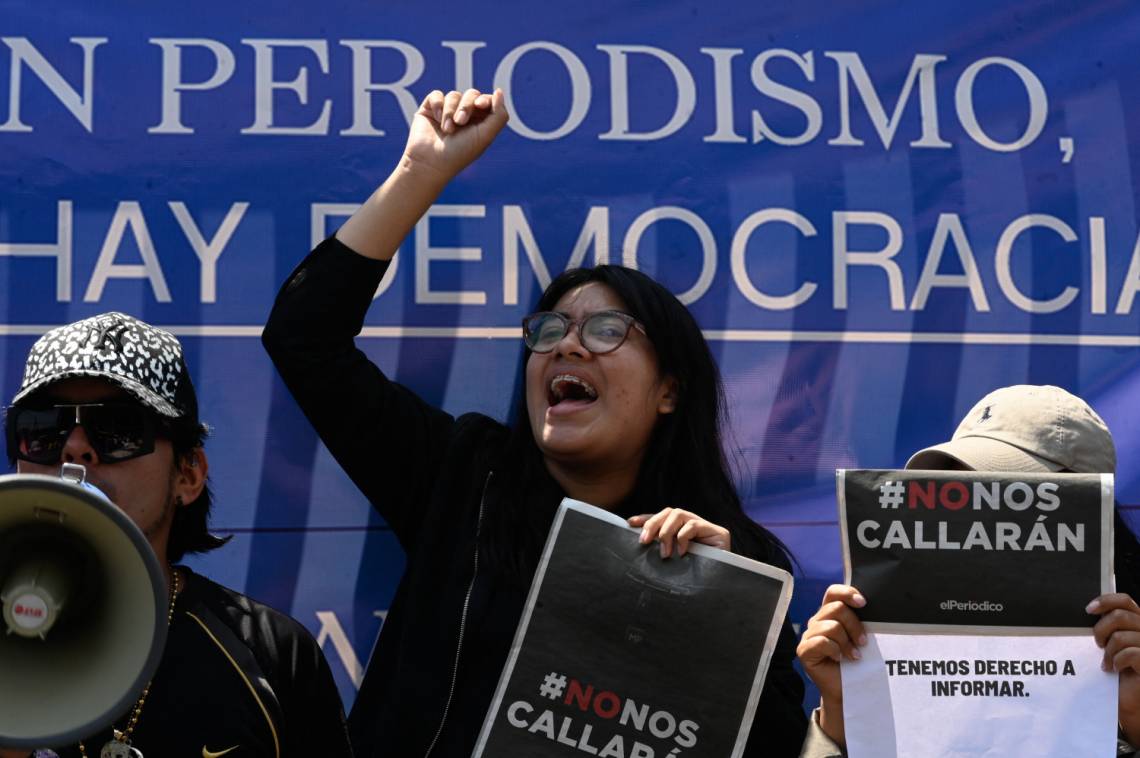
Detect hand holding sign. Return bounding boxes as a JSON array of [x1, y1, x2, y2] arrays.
[[796, 584, 867, 748], [1090, 592, 1140, 746], [628, 508, 732, 558]]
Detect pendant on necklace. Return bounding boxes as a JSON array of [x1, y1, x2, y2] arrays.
[[100, 737, 143, 758]]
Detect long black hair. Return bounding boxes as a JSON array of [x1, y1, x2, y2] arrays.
[[484, 265, 791, 580]]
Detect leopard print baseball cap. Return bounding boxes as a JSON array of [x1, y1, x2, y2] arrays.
[[10, 312, 198, 420]]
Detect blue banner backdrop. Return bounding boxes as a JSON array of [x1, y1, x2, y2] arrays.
[[2, 0, 1139, 709]]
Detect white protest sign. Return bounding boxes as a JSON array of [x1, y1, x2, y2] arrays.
[[842, 632, 1117, 758], [836, 471, 1118, 756]]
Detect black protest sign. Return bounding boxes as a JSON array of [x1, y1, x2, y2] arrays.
[[839, 470, 1112, 629], [474, 500, 792, 758]]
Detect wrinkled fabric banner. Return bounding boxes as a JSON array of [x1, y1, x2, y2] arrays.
[[1, 0, 1139, 707]]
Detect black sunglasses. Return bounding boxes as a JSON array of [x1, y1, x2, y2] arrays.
[[522, 310, 646, 354], [6, 402, 166, 465]]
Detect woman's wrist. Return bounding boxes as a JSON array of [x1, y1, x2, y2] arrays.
[[335, 159, 449, 261], [819, 696, 846, 748], [1120, 712, 1140, 749], [395, 151, 457, 192]]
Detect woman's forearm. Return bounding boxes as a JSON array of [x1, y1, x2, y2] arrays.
[[335, 155, 449, 261]]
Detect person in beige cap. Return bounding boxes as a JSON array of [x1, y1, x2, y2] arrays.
[[796, 385, 1140, 757]]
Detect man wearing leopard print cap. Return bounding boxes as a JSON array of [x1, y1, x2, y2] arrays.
[[1, 312, 352, 758]]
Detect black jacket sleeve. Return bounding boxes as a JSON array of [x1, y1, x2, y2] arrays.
[[262, 237, 456, 549]]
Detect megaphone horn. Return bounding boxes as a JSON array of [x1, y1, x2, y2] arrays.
[[0, 466, 168, 750]]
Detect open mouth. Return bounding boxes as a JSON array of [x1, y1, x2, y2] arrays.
[[548, 374, 599, 406]]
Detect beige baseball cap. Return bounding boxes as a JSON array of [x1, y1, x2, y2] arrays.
[[905, 384, 1115, 474]]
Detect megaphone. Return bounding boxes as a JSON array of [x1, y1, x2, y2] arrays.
[[0, 466, 168, 749]]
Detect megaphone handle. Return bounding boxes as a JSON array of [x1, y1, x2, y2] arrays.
[[59, 464, 86, 485]]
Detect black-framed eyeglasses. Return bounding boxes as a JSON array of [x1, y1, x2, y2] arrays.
[[5, 402, 165, 465], [522, 310, 646, 354]]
